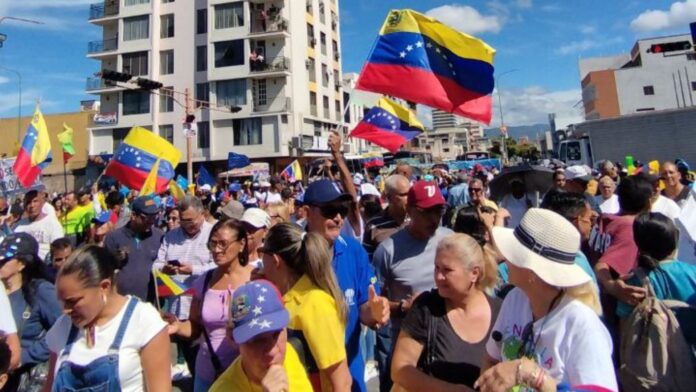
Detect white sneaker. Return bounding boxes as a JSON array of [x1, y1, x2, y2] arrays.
[[171, 363, 191, 381], [364, 360, 379, 382]]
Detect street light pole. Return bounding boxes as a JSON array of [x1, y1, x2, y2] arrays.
[[495, 69, 518, 165], [0, 66, 22, 140]]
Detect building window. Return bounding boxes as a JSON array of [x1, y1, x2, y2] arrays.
[[321, 63, 328, 87], [196, 82, 210, 108], [216, 79, 247, 107], [323, 95, 329, 119], [233, 118, 262, 145], [197, 121, 210, 148], [159, 87, 173, 112], [333, 69, 340, 91], [319, 1, 325, 24], [160, 124, 174, 143], [443, 148, 450, 153], [196, 9, 207, 34], [160, 50, 174, 74], [196, 45, 207, 72], [643, 85, 655, 95], [310, 92, 317, 116], [335, 99, 341, 119], [122, 51, 148, 76], [160, 14, 174, 38], [162, 0, 174, 3], [215, 2, 244, 29], [113, 128, 129, 150], [125, 0, 149, 6], [123, 15, 149, 41], [320, 32, 327, 55], [691, 81, 696, 91], [123, 90, 150, 115], [256, 79, 267, 106], [214, 40, 244, 67], [332, 40, 339, 59], [307, 58, 316, 82], [307, 23, 315, 47]]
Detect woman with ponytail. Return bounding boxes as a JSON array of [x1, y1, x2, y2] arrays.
[[260, 222, 351, 392], [391, 233, 502, 390]]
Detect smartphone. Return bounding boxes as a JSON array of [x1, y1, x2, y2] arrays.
[[168, 260, 181, 267]]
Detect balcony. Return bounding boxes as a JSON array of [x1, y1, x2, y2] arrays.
[[87, 37, 118, 54], [253, 96, 291, 113], [249, 56, 290, 78], [89, 1, 119, 21], [250, 16, 289, 35], [86, 77, 123, 92]]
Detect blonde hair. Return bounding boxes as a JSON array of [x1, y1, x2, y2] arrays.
[[263, 222, 347, 323], [565, 282, 603, 316], [437, 233, 498, 291]]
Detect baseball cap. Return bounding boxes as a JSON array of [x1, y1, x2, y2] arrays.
[[353, 173, 365, 186], [92, 211, 112, 225], [303, 179, 352, 205], [229, 280, 289, 344], [564, 165, 593, 182], [131, 196, 159, 215], [199, 184, 212, 193], [242, 208, 271, 229], [259, 180, 271, 188], [229, 183, 242, 192], [408, 180, 446, 209], [0, 233, 39, 263], [220, 200, 244, 220]]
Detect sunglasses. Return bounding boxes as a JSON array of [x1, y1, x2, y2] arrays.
[[312, 202, 350, 219]]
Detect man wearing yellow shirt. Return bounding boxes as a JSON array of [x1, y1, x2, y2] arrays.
[[210, 280, 312, 392], [61, 191, 94, 245]]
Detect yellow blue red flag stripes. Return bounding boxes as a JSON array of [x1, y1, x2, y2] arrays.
[[281, 160, 303, 182], [139, 158, 161, 196], [14, 106, 53, 188], [349, 97, 425, 153], [105, 127, 182, 194], [356, 9, 496, 124], [153, 269, 191, 297]]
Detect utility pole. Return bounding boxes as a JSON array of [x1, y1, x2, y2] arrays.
[[495, 69, 518, 165], [184, 87, 194, 193]]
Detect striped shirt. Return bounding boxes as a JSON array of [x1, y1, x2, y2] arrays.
[[154, 220, 214, 319]]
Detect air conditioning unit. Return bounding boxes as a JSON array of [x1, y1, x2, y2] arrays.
[[343, 143, 352, 154], [291, 136, 301, 149]]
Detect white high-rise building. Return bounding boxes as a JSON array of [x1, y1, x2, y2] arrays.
[[86, 0, 345, 170]]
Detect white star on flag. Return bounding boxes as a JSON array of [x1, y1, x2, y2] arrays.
[[399, 51, 406, 58], [258, 295, 266, 303], [259, 320, 272, 329], [416, 41, 423, 48], [435, 47, 441, 54], [426, 42, 432, 48], [252, 306, 262, 316], [406, 45, 413, 51]]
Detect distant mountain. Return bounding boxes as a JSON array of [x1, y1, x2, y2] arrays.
[[484, 123, 550, 141]]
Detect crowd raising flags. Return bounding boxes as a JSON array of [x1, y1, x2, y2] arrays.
[[349, 97, 425, 153], [14, 106, 53, 188], [355, 9, 496, 125], [104, 126, 182, 193]]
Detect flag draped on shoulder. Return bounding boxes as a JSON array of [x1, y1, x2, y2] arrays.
[[14, 106, 52, 188], [105, 127, 181, 194], [356, 9, 496, 124], [281, 160, 303, 182], [349, 97, 424, 153], [58, 123, 76, 163]]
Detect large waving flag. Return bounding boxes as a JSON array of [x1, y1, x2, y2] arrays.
[[356, 9, 496, 124], [58, 123, 76, 163], [105, 127, 182, 194], [281, 160, 303, 182], [349, 97, 425, 153], [14, 107, 53, 188], [139, 158, 161, 196]]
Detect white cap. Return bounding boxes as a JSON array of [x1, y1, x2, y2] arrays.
[[564, 165, 593, 181], [199, 184, 212, 192], [353, 173, 365, 185], [259, 181, 271, 188], [242, 208, 271, 229]]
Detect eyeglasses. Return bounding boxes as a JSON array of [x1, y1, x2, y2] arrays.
[[167, 216, 179, 222], [468, 187, 483, 194], [313, 202, 349, 219], [207, 239, 239, 252]]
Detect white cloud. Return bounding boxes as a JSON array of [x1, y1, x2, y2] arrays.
[[416, 105, 433, 129], [491, 87, 584, 129], [8, 0, 94, 10], [630, 0, 696, 32], [515, 0, 533, 9], [0, 76, 9, 85], [540, 4, 562, 12], [555, 37, 623, 55], [426, 4, 502, 34], [579, 25, 597, 34]]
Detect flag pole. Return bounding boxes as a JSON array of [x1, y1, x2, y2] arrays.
[[62, 155, 68, 193]]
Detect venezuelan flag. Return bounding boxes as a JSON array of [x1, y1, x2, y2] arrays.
[[363, 157, 384, 169], [168, 178, 186, 201], [153, 269, 191, 297], [14, 107, 53, 188], [350, 97, 424, 153], [356, 9, 496, 124], [105, 127, 182, 194], [281, 160, 303, 182]]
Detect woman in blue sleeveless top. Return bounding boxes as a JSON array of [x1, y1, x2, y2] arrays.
[[44, 245, 171, 392]]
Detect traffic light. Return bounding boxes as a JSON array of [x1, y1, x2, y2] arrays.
[[101, 69, 132, 82], [647, 41, 692, 53], [135, 77, 163, 90]]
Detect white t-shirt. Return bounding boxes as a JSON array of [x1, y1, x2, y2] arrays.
[[46, 297, 166, 392], [254, 191, 268, 203], [340, 214, 364, 244], [486, 288, 618, 391], [652, 195, 681, 220], [500, 194, 534, 228], [597, 194, 620, 214], [0, 287, 17, 334], [265, 192, 283, 204], [14, 215, 65, 260], [42, 202, 57, 218]]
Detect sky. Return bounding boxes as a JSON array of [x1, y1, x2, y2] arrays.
[[0, 0, 695, 130]]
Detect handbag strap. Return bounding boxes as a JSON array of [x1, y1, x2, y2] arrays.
[[635, 268, 657, 298], [201, 270, 223, 376]]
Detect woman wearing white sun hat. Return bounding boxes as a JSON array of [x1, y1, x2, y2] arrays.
[[475, 208, 618, 392]]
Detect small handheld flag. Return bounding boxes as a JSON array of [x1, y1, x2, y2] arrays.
[[14, 106, 53, 188], [356, 9, 496, 124], [153, 269, 191, 297], [281, 160, 303, 182], [58, 124, 76, 163], [349, 97, 424, 153]]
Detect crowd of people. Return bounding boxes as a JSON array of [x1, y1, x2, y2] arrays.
[[0, 131, 694, 392]]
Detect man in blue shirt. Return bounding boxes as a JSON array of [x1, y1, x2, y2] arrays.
[[303, 179, 390, 392], [447, 171, 470, 209]]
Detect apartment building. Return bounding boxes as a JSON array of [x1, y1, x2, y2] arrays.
[[86, 0, 345, 171]]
